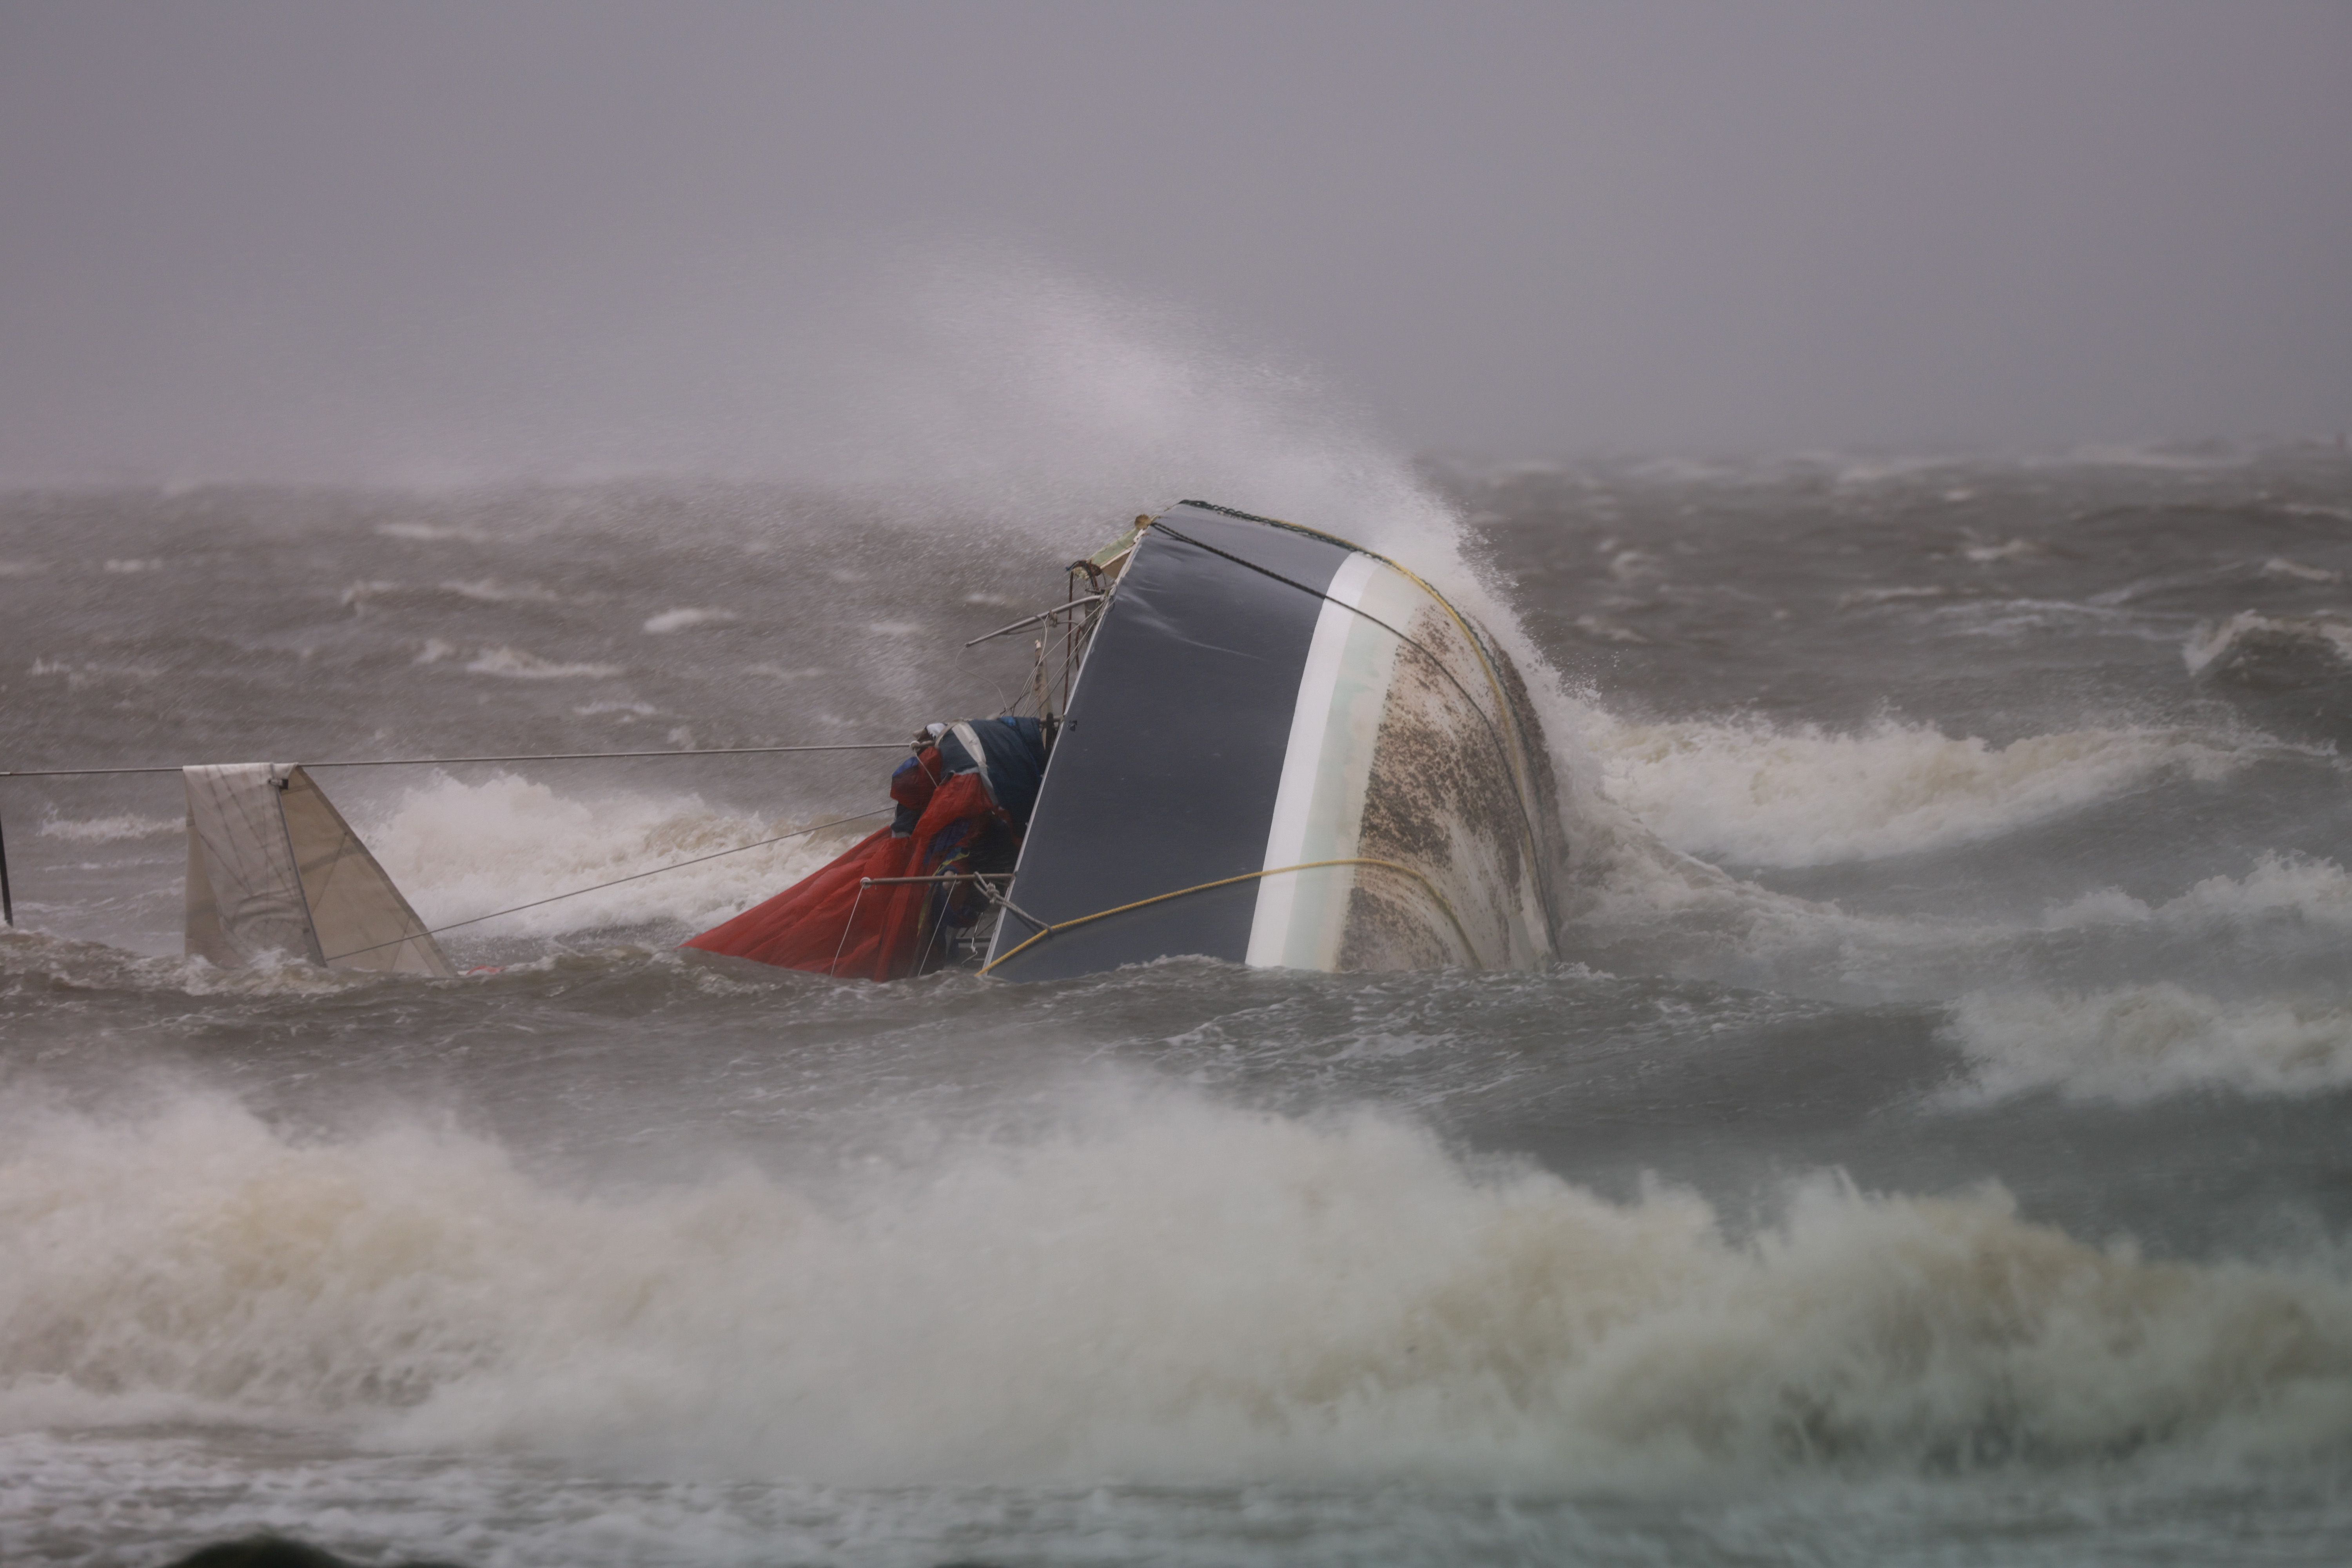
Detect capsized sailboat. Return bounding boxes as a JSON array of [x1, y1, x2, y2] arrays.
[[29, 502, 1561, 979], [685, 502, 1566, 980]]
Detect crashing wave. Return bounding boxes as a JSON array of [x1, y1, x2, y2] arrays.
[[1949, 982, 2352, 1102], [2184, 611, 2352, 685], [2183, 612, 2352, 746], [1584, 713, 2247, 867], [3, 1091, 2347, 1483]]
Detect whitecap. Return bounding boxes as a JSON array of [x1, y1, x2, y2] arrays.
[[2260, 557, 2341, 584], [36, 814, 181, 845], [1835, 585, 1945, 608], [2041, 855, 2352, 934], [1605, 549, 1664, 583], [3, 1091, 2345, 1483], [1949, 983, 2352, 1101], [339, 579, 405, 608], [642, 607, 739, 634], [1587, 714, 2249, 867], [1572, 615, 1648, 644], [463, 647, 624, 680], [363, 772, 860, 937], [2183, 611, 2352, 678], [444, 578, 563, 603]]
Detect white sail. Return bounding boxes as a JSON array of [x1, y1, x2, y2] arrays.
[[184, 764, 453, 976]]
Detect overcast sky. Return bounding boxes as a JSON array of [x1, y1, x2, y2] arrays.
[[4, 2, 2348, 484]]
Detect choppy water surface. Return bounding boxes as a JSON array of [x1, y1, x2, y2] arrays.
[[4, 445, 2350, 1566]]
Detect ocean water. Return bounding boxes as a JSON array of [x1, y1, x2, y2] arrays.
[[3, 444, 2350, 1566]]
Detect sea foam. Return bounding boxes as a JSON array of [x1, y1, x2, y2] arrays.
[[35, 813, 180, 845], [2040, 854, 2352, 935], [1586, 713, 2250, 867], [360, 772, 871, 944], [1949, 984, 2352, 1102], [2, 1089, 2346, 1486], [462, 646, 626, 680], [642, 607, 739, 634]]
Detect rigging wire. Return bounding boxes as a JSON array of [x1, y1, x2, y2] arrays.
[[980, 857, 1477, 976], [0, 742, 909, 780], [319, 806, 891, 964]]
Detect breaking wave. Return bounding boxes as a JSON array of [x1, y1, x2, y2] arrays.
[[641, 607, 740, 634], [2, 1090, 2347, 1487], [441, 577, 564, 604], [1949, 985, 2352, 1103], [2185, 611, 2352, 684], [1585, 713, 2254, 867], [2040, 855, 2352, 935], [35, 813, 180, 845], [461, 646, 626, 680], [362, 773, 871, 944]]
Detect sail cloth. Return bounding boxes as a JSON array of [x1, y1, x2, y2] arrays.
[[682, 750, 997, 979], [183, 764, 454, 976], [683, 724, 1041, 978]]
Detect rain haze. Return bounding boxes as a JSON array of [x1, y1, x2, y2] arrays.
[[4, 1, 2349, 483], [9, 9, 2352, 1568]]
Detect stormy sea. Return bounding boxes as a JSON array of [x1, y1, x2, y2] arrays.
[[4, 441, 2350, 1566]]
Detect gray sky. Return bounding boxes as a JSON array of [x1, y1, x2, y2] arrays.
[[4, 2, 2348, 484]]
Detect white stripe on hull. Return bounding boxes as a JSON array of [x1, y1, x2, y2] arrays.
[[1246, 550, 1556, 973], [1247, 552, 1389, 969]]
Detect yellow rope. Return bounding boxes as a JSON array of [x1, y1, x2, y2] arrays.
[[979, 857, 1479, 976]]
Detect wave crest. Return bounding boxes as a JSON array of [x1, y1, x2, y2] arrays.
[[1588, 715, 2247, 867], [2, 1093, 2346, 1484], [1949, 983, 2352, 1102], [2185, 612, 2352, 683], [363, 773, 866, 943]]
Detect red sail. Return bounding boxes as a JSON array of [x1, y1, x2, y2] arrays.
[[681, 751, 1002, 979]]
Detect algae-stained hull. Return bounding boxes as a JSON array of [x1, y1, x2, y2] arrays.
[[984, 503, 1561, 981]]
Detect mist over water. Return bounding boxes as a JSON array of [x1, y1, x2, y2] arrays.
[[4, 285, 2352, 1565]]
